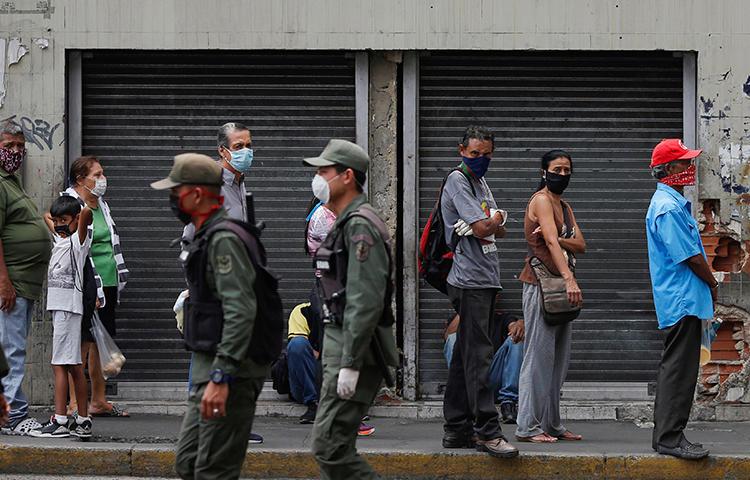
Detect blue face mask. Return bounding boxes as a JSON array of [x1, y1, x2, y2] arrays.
[[462, 155, 491, 178], [227, 147, 254, 173]]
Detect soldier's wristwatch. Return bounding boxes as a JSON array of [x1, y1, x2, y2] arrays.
[[209, 369, 233, 384]]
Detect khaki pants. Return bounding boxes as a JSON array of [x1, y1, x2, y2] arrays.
[[312, 365, 381, 480], [175, 377, 264, 480]]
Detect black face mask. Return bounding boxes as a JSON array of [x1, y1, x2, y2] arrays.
[[54, 224, 73, 237], [170, 194, 192, 225], [544, 171, 571, 195]]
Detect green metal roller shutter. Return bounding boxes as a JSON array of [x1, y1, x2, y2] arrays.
[[418, 51, 683, 397], [81, 51, 356, 382]]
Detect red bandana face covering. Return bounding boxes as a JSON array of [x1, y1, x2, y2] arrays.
[[0, 147, 23, 174], [660, 164, 696, 187]]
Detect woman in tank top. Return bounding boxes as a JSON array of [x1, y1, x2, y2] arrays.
[[515, 150, 586, 444]]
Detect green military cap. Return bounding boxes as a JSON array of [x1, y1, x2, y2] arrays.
[[303, 139, 369, 173], [150, 153, 223, 190]]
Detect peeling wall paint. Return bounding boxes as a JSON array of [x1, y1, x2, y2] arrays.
[[698, 304, 750, 407], [6, 38, 28, 66], [32, 38, 49, 50], [717, 143, 750, 195]]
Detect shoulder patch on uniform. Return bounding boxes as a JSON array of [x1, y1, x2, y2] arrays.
[[216, 254, 233, 274], [355, 240, 371, 262], [351, 233, 374, 246]]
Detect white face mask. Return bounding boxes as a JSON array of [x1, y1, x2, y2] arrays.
[[88, 177, 107, 197], [311, 174, 339, 204]]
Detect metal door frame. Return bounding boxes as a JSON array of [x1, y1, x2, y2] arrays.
[[401, 50, 698, 401]]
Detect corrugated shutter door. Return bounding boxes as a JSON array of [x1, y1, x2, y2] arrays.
[[81, 51, 355, 381], [418, 52, 683, 396]]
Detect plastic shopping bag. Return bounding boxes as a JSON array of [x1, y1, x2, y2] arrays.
[[90, 312, 126, 379], [699, 317, 723, 366]]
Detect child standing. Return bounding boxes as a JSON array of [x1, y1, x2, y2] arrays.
[[30, 195, 93, 439]]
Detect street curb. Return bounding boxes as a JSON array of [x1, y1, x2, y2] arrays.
[[2, 443, 750, 479]]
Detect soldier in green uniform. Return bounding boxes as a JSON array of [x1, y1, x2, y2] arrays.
[[151, 153, 270, 480], [305, 139, 398, 480]]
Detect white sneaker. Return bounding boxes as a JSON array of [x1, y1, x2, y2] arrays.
[[2, 417, 44, 436]]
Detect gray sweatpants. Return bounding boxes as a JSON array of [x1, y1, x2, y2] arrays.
[[515, 283, 572, 438]]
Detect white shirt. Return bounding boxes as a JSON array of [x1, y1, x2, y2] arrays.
[[46, 225, 93, 314]]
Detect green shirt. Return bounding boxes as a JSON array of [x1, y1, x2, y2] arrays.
[[90, 206, 118, 287], [0, 170, 51, 300], [191, 209, 269, 385]]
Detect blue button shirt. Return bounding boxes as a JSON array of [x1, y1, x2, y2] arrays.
[[646, 183, 713, 329]]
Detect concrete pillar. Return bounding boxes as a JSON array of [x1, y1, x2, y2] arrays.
[[367, 52, 400, 239], [367, 51, 402, 397]]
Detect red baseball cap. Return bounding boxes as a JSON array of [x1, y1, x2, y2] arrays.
[[650, 139, 702, 168]]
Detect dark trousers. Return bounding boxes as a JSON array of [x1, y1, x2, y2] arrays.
[[652, 315, 701, 449], [443, 285, 503, 441], [312, 365, 381, 480], [175, 377, 264, 480]]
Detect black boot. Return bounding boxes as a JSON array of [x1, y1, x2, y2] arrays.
[[300, 402, 317, 424]]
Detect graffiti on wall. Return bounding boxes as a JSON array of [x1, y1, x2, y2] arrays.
[[1, 114, 62, 151]]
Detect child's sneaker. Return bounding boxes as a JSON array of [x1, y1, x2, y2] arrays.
[[70, 417, 92, 441], [28, 416, 70, 438]]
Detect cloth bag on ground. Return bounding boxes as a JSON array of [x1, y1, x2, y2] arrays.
[[91, 311, 126, 379]]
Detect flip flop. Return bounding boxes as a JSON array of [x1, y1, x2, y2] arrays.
[[515, 433, 558, 443], [90, 403, 130, 418], [556, 430, 583, 441]]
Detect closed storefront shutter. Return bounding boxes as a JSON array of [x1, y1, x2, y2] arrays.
[[81, 51, 356, 381], [418, 52, 683, 397]]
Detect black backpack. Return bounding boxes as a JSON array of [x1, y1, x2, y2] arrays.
[[206, 219, 284, 365], [270, 349, 291, 395], [418, 168, 474, 294]]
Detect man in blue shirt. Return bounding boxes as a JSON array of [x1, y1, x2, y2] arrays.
[[646, 139, 717, 460]]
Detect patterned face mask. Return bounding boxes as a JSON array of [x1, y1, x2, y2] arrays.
[[660, 164, 696, 187], [0, 147, 24, 174]]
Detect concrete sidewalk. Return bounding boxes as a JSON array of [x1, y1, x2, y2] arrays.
[[1, 414, 750, 479]]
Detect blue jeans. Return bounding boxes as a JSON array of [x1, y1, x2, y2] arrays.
[[0, 297, 34, 422], [287, 336, 319, 405], [444, 332, 523, 404], [187, 353, 194, 393]]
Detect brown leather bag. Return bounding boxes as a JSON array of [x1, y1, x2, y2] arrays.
[[529, 256, 581, 325]]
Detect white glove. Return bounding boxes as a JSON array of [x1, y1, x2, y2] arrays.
[[173, 290, 190, 334], [337, 368, 360, 400], [453, 219, 474, 236], [490, 208, 508, 226], [173, 289, 189, 314]]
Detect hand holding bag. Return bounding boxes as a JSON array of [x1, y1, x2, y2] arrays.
[[90, 312, 126, 379]]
